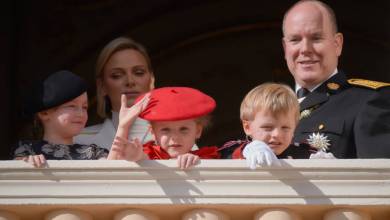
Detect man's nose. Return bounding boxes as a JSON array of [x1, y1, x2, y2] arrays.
[[300, 38, 314, 54]]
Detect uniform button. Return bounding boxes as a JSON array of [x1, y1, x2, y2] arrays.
[[318, 124, 325, 130]]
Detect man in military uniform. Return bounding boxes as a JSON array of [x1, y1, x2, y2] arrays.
[[282, 0, 390, 158]]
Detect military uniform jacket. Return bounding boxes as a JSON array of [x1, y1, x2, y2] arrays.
[[294, 72, 390, 158]]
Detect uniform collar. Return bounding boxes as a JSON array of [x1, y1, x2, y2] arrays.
[[295, 69, 338, 103], [299, 71, 349, 111], [295, 68, 338, 93]]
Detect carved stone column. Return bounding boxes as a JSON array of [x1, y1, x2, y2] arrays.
[[0, 211, 19, 220], [324, 209, 371, 220], [254, 208, 301, 220], [182, 208, 230, 220], [45, 209, 92, 220], [114, 209, 160, 220]]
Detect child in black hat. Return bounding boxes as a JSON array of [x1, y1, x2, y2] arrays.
[[13, 70, 119, 167], [109, 87, 220, 169]]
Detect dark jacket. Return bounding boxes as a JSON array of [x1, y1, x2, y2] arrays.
[[294, 72, 390, 158]]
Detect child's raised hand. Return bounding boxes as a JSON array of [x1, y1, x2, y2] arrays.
[[177, 153, 200, 169], [15, 154, 46, 168], [118, 93, 151, 128], [109, 136, 145, 161]]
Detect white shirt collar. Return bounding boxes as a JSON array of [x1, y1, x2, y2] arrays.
[[295, 68, 338, 103], [111, 111, 120, 129], [295, 68, 338, 93]]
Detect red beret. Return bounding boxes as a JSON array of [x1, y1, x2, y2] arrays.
[[136, 87, 216, 121]]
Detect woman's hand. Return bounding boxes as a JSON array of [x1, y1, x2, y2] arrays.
[[177, 153, 200, 169], [15, 155, 46, 168]]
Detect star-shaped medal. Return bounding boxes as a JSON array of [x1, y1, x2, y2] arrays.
[[307, 132, 330, 152]]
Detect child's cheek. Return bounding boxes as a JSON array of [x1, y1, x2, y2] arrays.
[[183, 144, 193, 154], [82, 112, 88, 123], [56, 115, 68, 124], [158, 135, 170, 148], [254, 132, 269, 143]]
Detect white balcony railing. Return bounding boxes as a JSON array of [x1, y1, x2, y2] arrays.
[[0, 159, 389, 220]]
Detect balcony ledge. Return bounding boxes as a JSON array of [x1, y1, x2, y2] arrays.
[[0, 159, 389, 219]]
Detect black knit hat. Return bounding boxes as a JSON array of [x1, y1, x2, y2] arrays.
[[23, 70, 87, 117]]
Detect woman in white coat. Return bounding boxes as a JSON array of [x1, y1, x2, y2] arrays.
[[74, 37, 155, 149]]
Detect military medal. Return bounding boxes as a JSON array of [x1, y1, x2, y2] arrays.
[[327, 82, 340, 90], [300, 109, 311, 119], [307, 132, 330, 152]]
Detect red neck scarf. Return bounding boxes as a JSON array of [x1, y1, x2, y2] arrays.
[[143, 141, 220, 159]]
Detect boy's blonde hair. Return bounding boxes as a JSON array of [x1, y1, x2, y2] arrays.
[[240, 83, 300, 122]]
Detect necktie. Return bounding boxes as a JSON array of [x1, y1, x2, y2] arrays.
[[297, 87, 310, 99]]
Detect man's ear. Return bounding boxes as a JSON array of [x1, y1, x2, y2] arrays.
[[282, 38, 287, 59], [195, 124, 203, 139], [334, 32, 343, 57], [242, 120, 252, 136]]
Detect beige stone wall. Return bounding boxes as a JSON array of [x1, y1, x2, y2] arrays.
[[0, 160, 389, 219]]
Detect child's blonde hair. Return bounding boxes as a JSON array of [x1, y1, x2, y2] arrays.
[[240, 83, 299, 122]]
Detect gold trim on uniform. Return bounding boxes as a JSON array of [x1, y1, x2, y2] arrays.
[[300, 109, 312, 119], [300, 105, 320, 120], [327, 82, 340, 90], [348, 79, 390, 90]]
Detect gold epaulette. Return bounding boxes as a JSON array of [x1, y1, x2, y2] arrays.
[[348, 79, 390, 90]]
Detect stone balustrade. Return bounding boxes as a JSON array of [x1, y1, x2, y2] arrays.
[[0, 159, 389, 220]]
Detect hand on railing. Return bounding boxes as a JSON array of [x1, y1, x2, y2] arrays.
[[15, 154, 47, 168], [177, 153, 200, 169]]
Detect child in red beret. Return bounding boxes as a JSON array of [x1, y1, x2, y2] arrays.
[[109, 87, 220, 169]]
